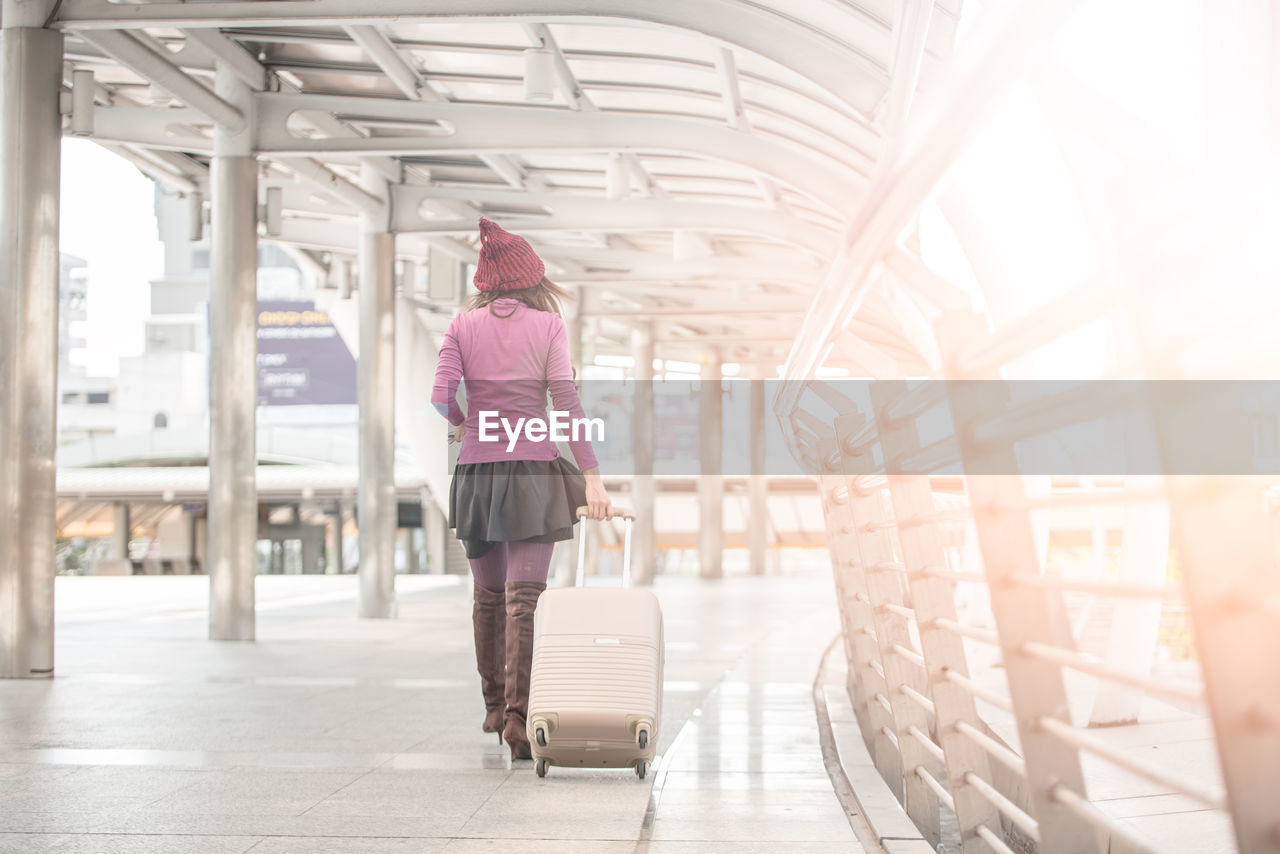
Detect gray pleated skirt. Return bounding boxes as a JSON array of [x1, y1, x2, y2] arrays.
[[448, 457, 588, 559]]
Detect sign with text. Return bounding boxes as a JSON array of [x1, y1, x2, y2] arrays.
[[256, 300, 356, 406]]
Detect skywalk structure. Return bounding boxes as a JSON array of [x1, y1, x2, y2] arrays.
[[1, 1, 1278, 852]]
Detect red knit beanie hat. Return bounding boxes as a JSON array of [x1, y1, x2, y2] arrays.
[[473, 217, 546, 292]]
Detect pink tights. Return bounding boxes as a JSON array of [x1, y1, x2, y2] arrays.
[[469, 541, 555, 593]]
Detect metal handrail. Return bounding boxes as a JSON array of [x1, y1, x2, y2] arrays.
[[975, 824, 1019, 854], [933, 618, 999, 646], [1021, 641, 1205, 705], [1037, 717, 1226, 810], [900, 684, 936, 716], [908, 725, 945, 763], [1010, 572, 1177, 601], [1050, 785, 1162, 854], [915, 764, 956, 811], [942, 668, 1013, 712], [964, 771, 1041, 842], [955, 720, 1027, 776]]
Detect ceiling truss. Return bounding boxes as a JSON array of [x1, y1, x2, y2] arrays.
[[47, 0, 963, 367]]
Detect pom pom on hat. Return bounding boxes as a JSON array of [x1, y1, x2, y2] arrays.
[[473, 217, 546, 292]]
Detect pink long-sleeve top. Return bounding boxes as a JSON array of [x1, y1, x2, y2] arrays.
[[431, 298, 599, 470]]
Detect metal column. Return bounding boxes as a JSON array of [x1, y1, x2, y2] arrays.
[[424, 498, 448, 575], [358, 165, 397, 618], [631, 322, 656, 584], [568, 285, 585, 373], [401, 528, 419, 574], [185, 510, 199, 574], [0, 13, 62, 679], [698, 353, 724, 578], [748, 367, 768, 575], [207, 63, 258, 641], [111, 503, 131, 561], [329, 501, 346, 574]]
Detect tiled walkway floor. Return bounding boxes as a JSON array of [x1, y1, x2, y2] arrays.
[[0, 570, 861, 853]]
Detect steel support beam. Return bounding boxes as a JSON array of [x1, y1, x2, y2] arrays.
[[390, 186, 835, 255], [77, 29, 245, 131], [111, 502, 131, 560], [87, 106, 215, 154], [748, 367, 768, 575], [554, 255, 821, 285], [698, 354, 724, 579], [776, 0, 1083, 420], [0, 19, 62, 679], [345, 24, 428, 101], [566, 284, 584, 373], [423, 497, 447, 574], [54, 0, 888, 116], [879, 0, 935, 148], [183, 28, 268, 91], [357, 164, 398, 619], [253, 94, 859, 212], [96, 143, 199, 193], [207, 63, 258, 641], [631, 322, 656, 584], [330, 501, 345, 574]]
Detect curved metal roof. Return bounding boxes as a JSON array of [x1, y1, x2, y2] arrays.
[[47, 0, 962, 369]]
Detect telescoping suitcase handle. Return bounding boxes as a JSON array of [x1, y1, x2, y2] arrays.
[[574, 506, 635, 588]]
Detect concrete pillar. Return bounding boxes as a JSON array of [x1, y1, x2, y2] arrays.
[[631, 323, 656, 584], [329, 500, 345, 574], [0, 9, 62, 678], [186, 509, 199, 574], [194, 515, 208, 575], [424, 499, 448, 574], [699, 353, 724, 579], [358, 164, 397, 618], [299, 527, 319, 575], [111, 503, 131, 561], [568, 285, 585, 374], [207, 63, 258, 641], [748, 366, 769, 575], [402, 528, 420, 574]]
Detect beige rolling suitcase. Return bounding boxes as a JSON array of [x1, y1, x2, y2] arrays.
[[527, 506, 664, 779]]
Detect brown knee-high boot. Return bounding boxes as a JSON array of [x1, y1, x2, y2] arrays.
[[472, 585, 506, 739], [502, 580, 545, 760]]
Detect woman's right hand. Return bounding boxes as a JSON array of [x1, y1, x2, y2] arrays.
[[582, 469, 612, 520]]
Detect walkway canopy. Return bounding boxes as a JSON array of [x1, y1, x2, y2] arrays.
[[40, 0, 965, 368]]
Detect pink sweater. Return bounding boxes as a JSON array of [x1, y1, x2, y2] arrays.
[[431, 299, 599, 470]]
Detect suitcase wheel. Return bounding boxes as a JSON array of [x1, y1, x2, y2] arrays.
[[635, 760, 647, 780], [535, 726, 547, 747], [536, 759, 548, 778], [637, 729, 649, 750]]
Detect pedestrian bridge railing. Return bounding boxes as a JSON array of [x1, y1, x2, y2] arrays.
[[778, 308, 1280, 853]]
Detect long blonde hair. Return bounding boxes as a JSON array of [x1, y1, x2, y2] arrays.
[[465, 275, 571, 318]]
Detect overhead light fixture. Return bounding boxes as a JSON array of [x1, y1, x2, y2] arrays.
[[523, 47, 556, 102]]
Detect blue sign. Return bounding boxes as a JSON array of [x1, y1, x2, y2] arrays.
[[256, 300, 357, 406]]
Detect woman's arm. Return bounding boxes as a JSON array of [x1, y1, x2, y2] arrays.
[[430, 319, 466, 426], [579, 466, 613, 521]]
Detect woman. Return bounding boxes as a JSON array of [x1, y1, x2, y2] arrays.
[[431, 217, 612, 761]]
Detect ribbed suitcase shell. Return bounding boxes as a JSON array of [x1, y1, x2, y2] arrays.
[[527, 586, 664, 772]]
